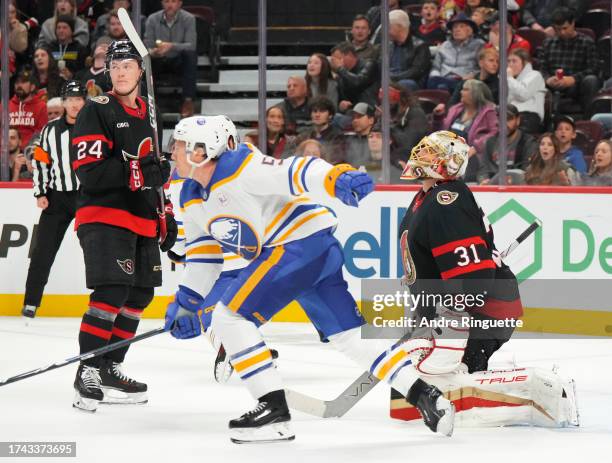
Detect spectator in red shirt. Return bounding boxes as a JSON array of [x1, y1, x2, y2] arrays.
[[8, 68, 48, 150], [485, 13, 531, 54], [413, 1, 446, 46]]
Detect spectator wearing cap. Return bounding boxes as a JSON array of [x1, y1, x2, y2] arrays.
[[7, 69, 48, 150], [330, 42, 379, 114], [446, 47, 499, 107], [507, 48, 546, 133], [485, 12, 531, 54], [427, 13, 485, 92], [76, 43, 112, 98], [296, 96, 345, 165], [37, 0, 89, 49], [47, 15, 88, 80], [478, 104, 538, 183], [387, 9, 431, 92], [413, 1, 446, 46], [46, 97, 64, 120], [343, 103, 377, 168], [278, 76, 311, 135], [432, 79, 498, 181], [32, 46, 65, 100], [554, 115, 587, 173], [538, 7, 600, 119], [305, 53, 339, 108], [94, 1, 145, 44], [349, 15, 379, 61], [144, 0, 197, 117]]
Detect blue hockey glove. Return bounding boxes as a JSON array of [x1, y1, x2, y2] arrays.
[[164, 286, 203, 339], [335, 170, 374, 207]]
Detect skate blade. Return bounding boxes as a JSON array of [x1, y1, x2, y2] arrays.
[[101, 388, 148, 405], [214, 361, 234, 384], [436, 401, 455, 437], [73, 392, 99, 413], [230, 421, 295, 444]]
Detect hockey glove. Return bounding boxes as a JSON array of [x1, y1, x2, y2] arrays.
[[139, 156, 171, 189], [164, 286, 203, 339], [160, 201, 178, 252], [335, 171, 374, 207]]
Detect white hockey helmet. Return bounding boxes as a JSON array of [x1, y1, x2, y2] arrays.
[[400, 130, 469, 181], [170, 115, 238, 167]]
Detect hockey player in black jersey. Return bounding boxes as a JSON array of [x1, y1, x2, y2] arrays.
[[22, 80, 86, 318], [398, 131, 522, 375], [69, 39, 177, 412]]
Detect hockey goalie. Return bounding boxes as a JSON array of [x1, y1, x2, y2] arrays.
[[389, 131, 579, 428]]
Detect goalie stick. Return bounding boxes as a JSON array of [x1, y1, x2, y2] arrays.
[[117, 7, 168, 243], [286, 219, 542, 418]]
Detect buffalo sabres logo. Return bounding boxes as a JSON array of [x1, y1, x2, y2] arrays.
[[117, 258, 135, 275], [436, 190, 459, 205], [208, 216, 260, 260], [91, 95, 109, 104]]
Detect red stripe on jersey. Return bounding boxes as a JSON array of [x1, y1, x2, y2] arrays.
[[72, 134, 114, 148], [470, 297, 524, 319], [72, 156, 103, 170], [90, 301, 121, 314], [80, 322, 112, 340], [440, 259, 496, 280], [75, 206, 158, 238], [432, 236, 487, 257], [111, 327, 136, 339]]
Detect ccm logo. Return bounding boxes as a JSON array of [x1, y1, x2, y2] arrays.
[[116, 122, 130, 128], [475, 375, 528, 385]]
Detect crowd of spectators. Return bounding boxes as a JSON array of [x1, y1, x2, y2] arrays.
[[260, 0, 611, 186], [2, 0, 198, 169], [2, 0, 611, 186]]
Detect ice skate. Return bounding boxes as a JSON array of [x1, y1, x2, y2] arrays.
[[415, 384, 455, 437], [73, 364, 103, 413], [229, 391, 294, 444], [99, 361, 148, 405]]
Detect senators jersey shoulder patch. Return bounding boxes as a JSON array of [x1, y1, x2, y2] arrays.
[[436, 190, 459, 205], [91, 95, 109, 104]]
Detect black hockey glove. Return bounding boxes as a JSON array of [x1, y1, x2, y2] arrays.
[[160, 209, 178, 252], [138, 156, 170, 189]]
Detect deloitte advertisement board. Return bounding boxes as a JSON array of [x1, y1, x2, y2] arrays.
[[0, 186, 611, 334]]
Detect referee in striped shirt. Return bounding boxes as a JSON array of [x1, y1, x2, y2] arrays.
[[22, 80, 86, 318]]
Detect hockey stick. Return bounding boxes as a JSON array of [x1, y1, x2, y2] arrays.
[[0, 327, 165, 388], [286, 219, 542, 418], [117, 7, 167, 243]]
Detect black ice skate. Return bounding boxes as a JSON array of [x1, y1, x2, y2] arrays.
[[99, 361, 148, 405], [73, 364, 103, 412], [215, 346, 279, 384], [21, 305, 38, 318], [413, 382, 455, 437], [229, 390, 294, 444]]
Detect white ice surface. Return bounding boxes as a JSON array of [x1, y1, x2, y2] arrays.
[[1, 317, 611, 463]]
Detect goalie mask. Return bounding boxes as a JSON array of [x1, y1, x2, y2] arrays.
[[400, 131, 469, 181], [168, 115, 238, 176]]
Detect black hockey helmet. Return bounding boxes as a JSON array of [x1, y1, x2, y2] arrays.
[[60, 80, 86, 99], [105, 39, 142, 70]]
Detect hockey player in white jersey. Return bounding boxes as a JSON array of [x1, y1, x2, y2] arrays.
[[163, 115, 456, 443]]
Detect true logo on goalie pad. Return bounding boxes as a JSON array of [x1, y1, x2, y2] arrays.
[[436, 190, 459, 205], [117, 258, 135, 275]]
